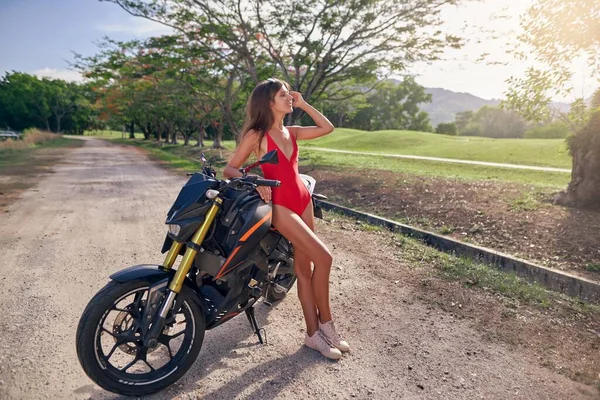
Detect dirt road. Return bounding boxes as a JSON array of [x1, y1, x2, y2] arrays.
[[0, 138, 596, 399]]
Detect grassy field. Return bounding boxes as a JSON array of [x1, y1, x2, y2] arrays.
[[302, 128, 571, 168], [104, 135, 570, 187], [83, 130, 147, 139], [300, 149, 570, 188], [85, 128, 571, 169], [91, 127, 572, 187]]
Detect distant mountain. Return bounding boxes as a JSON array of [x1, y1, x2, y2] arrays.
[[386, 79, 571, 126], [420, 88, 500, 126], [419, 87, 573, 126]]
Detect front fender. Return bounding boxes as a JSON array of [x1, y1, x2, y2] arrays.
[[109, 264, 176, 284], [110, 264, 199, 293]]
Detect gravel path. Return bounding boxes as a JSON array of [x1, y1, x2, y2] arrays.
[[0, 138, 594, 399]]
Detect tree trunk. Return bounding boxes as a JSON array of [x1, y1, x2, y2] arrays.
[[554, 113, 600, 209], [140, 124, 150, 140], [212, 124, 224, 149], [129, 121, 135, 139], [554, 147, 600, 209], [196, 126, 205, 147]]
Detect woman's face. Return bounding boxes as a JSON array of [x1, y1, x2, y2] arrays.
[[271, 85, 293, 114]]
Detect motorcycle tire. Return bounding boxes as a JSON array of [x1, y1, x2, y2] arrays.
[[76, 279, 205, 396]]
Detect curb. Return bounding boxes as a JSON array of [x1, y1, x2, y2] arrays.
[[316, 200, 600, 303]]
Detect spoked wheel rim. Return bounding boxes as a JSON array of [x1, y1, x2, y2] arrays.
[[93, 286, 196, 385], [271, 273, 295, 293]]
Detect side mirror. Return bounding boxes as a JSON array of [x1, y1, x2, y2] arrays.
[[260, 150, 279, 165]]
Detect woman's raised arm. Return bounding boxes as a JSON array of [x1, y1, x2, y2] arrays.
[[288, 91, 334, 141]]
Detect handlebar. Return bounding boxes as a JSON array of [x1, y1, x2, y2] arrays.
[[254, 178, 280, 187]]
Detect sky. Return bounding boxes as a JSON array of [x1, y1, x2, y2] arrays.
[[0, 0, 595, 102]]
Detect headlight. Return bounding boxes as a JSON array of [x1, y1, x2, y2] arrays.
[[168, 224, 181, 236], [206, 189, 219, 199]]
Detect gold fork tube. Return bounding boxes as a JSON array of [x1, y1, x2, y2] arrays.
[[168, 198, 222, 293], [162, 241, 183, 270]]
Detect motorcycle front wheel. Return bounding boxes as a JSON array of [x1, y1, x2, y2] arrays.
[[76, 279, 205, 396]]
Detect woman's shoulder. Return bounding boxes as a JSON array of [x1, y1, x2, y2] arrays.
[[242, 129, 262, 142]]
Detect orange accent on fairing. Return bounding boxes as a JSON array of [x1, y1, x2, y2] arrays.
[[240, 212, 272, 242], [215, 245, 241, 279]]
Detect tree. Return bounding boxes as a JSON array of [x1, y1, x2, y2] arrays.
[[435, 122, 457, 135], [502, 0, 600, 208], [454, 110, 473, 133], [350, 77, 432, 131], [0, 72, 91, 133], [453, 106, 527, 138], [105, 0, 467, 131], [0, 72, 52, 131]]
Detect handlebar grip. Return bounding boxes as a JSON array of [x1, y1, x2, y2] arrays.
[[254, 179, 281, 187]]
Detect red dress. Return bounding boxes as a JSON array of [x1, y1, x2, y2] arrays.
[[260, 132, 311, 215]]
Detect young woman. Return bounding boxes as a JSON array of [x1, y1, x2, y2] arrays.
[[223, 78, 350, 360]]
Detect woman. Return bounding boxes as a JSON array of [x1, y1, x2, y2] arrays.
[[223, 78, 350, 360]]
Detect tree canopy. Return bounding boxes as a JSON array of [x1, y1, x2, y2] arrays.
[[0, 72, 92, 134]]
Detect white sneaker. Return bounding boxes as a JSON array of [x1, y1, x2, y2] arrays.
[[304, 330, 342, 360], [319, 319, 350, 352]]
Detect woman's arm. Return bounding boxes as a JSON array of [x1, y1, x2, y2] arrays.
[[223, 131, 259, 179], [288, 92, 334, 141], [223, 130, 272, 202]]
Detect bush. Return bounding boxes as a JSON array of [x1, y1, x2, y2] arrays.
[[435, 122, 457, 135], [0, 129, 61, 150], [524, 123, 570, 139]]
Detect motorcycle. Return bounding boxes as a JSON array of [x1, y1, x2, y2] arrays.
[[75, 150, 327, 396]]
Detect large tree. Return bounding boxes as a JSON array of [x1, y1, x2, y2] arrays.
[[503, 0, 600, 208], [352, 77, 432, 131], [0, 72, 91, 133], [104, 0, 466, 129]]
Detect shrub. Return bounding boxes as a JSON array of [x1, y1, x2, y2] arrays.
[[524, 123, 570, 139], [0, 129, 61, 150], [435, 122, 457, 135]]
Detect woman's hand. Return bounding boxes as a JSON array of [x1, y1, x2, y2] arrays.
[[291, 91, 307, 109], [256, 185, 272, 203]]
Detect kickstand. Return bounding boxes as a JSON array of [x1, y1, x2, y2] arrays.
[[245, 306, 267, 345]]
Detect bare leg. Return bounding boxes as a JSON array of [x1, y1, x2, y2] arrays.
[[298, 201, 333, 324], [293, 245, 319, 336], [272, 203, 333, 336]]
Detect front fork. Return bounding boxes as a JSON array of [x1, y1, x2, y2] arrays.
[[144, 197, 222, 348]]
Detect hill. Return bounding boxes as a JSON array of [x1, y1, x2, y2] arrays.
[[385, 79, 571, 126], [303, 128, 571, 168], [420, 88, 499, 126]]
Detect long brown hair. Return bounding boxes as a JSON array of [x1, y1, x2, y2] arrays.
[[241, 78, 291, 144]]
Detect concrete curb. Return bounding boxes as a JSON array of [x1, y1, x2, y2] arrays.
[[316, 200, 600, 303]]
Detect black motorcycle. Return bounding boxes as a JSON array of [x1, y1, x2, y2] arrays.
[[75, 150, 326, 396]]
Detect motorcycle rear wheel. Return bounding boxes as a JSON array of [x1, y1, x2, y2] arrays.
[[264, 271, 297, 303], [76, 279, 205, 396]]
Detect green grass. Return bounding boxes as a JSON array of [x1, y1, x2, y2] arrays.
[[302, 128, 571, 168], [102, 135, 570, 187], [341, 214, 600, 313], [300, 149, 570, 188], [111, 138, 232, 174], [509, 192, 541, 211], [0, 137, 80, 167], [84, 130, 146, 139], [586, 264, 600, 272]]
